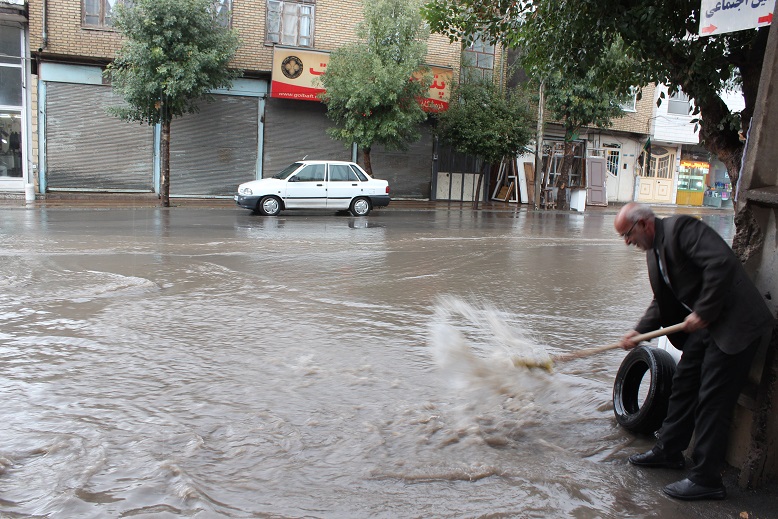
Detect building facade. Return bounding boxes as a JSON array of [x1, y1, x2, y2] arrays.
[[638, 84, 743, 208], [17, 0, 474, 199]]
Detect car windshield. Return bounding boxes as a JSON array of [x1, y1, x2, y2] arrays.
[[272, 163, 303, 180]]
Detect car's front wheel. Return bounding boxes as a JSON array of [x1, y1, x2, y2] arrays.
[[349, 197, 371, 216], [257, 196, 282, 216]]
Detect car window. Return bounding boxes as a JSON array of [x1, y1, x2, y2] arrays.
[[349, 165, 368, 181], [293, 164, 326, 182], [272, 162, 303, 179], [329, 164, 358, 182]]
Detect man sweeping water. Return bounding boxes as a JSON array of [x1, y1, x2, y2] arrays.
[[614, 203, 774, 501]]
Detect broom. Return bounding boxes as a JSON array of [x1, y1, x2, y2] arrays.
[[513, 322, 686, 371]]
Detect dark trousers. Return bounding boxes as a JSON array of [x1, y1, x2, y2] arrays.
[[655, 330, 760, 486]]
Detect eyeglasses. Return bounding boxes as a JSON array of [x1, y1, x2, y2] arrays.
[[620, 219, 640, 239]]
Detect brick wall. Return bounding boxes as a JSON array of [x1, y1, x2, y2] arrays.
[[27, 0, 123, 59], [29, 1, 463, 74], [609, 83, 655, 135]]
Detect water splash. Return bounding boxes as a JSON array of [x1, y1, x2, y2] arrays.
[[430, 295, 552, 387]]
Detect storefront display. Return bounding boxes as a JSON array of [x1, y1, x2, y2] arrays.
[[703, 160, 733, 208], [677, 160, 708, 206], [0, 113, 23, 178]]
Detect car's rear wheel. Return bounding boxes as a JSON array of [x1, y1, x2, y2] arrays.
[[257, 196, 282, 216], [350, 197, 371, 216]]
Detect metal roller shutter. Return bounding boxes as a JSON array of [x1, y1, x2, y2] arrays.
[[169, 94, 259, 197], [46, 83, 154, 191], [263, 98, 350, 176], [367, 122, 433, 199]]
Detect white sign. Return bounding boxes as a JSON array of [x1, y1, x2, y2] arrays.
[[699, 0, 774, 36]]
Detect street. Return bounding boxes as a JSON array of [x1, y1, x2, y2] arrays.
[[0, 203, 775, 518]]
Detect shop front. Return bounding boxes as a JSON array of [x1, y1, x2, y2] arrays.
[[267, 46, 450, 198], [676, 159, 707, 206], [39, 63, 265, 197]]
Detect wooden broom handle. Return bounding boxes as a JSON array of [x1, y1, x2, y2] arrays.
[[553, 322, 687, 363]]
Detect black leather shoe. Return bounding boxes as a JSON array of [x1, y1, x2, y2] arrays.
[[628, 449, 685, 469], [663, 478, 726, 501]]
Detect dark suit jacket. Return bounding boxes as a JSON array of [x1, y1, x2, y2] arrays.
[[635, 215, 774, 354]]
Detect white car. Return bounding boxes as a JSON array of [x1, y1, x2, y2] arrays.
[[235, 160, 390, 216]]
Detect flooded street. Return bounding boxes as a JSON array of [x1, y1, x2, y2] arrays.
[[1, 205, 769, 518]]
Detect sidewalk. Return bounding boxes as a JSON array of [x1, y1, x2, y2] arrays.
[[0, 193, 734, 217]]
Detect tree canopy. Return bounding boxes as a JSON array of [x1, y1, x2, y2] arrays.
[[422, 0, 769, 188], [105, 0, 241, 205], [318, 0, 431, 176], [435, 79, 535, 164], [543, 68, 627, 145]]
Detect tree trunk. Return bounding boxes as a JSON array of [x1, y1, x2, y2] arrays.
[[473, 160, 487, 210], [556, 140, 574, 210], [362, 146, 373, 177], [161, 118, 171, 208]]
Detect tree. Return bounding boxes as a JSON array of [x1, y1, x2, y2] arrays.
[[421, 0, 769, 213], [105, 0, 241, 207], [543, 66, 627, 208], [318, 0, 431, 176], [435, 79, 536, 208]]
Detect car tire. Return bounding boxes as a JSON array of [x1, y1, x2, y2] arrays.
[[613, 345, 677, 435], [257, 196, 282, 216], [350, 197, 371, 216]]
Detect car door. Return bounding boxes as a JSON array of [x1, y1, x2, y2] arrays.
[[326, 163, 362, 210], [284, 163, 327, 209]]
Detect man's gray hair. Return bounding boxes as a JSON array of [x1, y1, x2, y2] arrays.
[[627, 203, 655, 223]]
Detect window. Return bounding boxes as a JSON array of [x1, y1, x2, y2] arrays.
[[83, 0, 122, 27], [294, 164, 325, 182], [0, 26, 23, 107], [667, 90, 691, 115], [0, 26, 23, 179], [655, 155, 672, 178], [267, 1, 315, 47], [213, 0, 232, 27], [461, 35, 495, 82], [349, 165, 367, 181], [84, 1, 229, 28], [643, 147, 674, 179], [620, 87, 638, 112], [329, 164, 358, 182], [604, 145, 621, 176]]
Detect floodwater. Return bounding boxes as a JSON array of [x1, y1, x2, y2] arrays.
[[0, 205, 767, 518]]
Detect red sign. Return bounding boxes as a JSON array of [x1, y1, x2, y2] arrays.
[[270, 47, 329, 101], [271, 47, 452, 111], [416, 67, 452, 113]]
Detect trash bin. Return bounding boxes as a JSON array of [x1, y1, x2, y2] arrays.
[[570, 188, 586, 212]]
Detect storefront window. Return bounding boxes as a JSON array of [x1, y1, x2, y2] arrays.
[[678, 160, 709, 191], [0, 112, 22, 178], [0, 67, 22, 106], [0, 25, 24, 179]]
